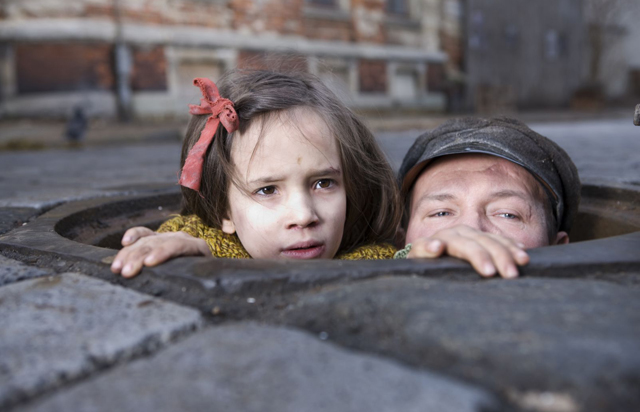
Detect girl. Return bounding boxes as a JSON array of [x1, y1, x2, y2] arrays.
[[111, 69, 401, 277]]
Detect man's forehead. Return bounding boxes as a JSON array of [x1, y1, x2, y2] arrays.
[[411, 154, 544, 200]]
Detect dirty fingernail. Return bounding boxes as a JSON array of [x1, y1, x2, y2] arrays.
[[506, 266, 519, 278], [428, 240, 442, 253], [516, 250, 529, 260]]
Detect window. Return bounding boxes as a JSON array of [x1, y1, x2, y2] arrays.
[[306, 0, 336, 7], [387, 0, 408, 16], [544, 30, 566, 61]]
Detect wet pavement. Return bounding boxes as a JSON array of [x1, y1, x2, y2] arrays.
[[1, 114, 639, 411]]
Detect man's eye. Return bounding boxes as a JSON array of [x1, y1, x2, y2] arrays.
[[498, 213, 518, 219], [315, 179, 334, 189], [431, 211, 451, 217], [256, 186, 276, 195]]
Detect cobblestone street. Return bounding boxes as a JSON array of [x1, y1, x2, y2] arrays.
[[1, 114, 639, 412]]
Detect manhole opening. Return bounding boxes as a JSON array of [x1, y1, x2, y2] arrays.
[[54, 184, 640, 249]]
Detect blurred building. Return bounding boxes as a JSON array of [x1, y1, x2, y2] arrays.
[[593, 0, 640, 101], [464, 0, 640, 112], [0, 0, 463, 119], [465, 0, 587, 111]]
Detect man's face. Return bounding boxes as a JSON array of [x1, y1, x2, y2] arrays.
[[405, 154, 566, 249]]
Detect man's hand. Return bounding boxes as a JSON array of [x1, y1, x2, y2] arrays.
[[110, 227, 210, 278], [407, 225, 529, 279]]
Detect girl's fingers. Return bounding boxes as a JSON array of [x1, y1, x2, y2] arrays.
[[121, 226, 155, 246], [121, 258, 145, 278], [113, 233, 207, 276]]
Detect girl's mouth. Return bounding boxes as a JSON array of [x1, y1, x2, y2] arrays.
[[281, 242, 325, 259]]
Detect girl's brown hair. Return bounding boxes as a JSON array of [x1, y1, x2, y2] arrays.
[[180, 68, 401, 254]]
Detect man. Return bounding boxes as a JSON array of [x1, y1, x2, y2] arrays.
[[112, 117, 580, 279], [395, 117, 581, 278]]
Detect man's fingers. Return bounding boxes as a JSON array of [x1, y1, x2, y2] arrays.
[[480, 232, 530, 267], [121, 227, 155, 246], [439, 237, 497, 277], [448, 226, 527, 278], [408, 238, 445, 258], [471, 235, 520, 279]]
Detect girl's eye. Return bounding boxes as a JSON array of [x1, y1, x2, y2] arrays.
[[315, 179, 334, 189], [431, 211, 451, 217], [256, 186, 276, 195]]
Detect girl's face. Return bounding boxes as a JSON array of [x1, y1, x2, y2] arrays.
[[221, 108, 347, 259]]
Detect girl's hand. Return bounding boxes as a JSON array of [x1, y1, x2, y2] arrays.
[[407, 225, 529, 279], [110, 227, 210, 278]]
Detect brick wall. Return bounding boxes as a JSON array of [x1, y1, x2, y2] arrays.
[[302, 17, 353, 42], [358, 59, 387, 93], [426, 62, 446, 92], [352, 0, 386, 43], [15, 43, 115, 94], [237, 51, 308, 72], [440, 30, 463, 70], [231, 0, 303, 35], [131, 46, 167, 91]]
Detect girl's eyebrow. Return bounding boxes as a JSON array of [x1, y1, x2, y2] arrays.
[[310, 167, 342, 178], [248, 168, 342, 186]]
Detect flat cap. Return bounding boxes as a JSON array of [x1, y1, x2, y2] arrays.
[[399, 117, 581, 233]]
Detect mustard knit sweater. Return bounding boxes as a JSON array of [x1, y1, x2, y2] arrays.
[[157, 214, 396, 260]]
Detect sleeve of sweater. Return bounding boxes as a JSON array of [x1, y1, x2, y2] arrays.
[[156, 215, 395, 260], [156, 215, 251, 258], [337, 243, 397, 260]]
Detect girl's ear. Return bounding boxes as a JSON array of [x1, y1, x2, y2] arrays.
[[222, 217, 236, 234]]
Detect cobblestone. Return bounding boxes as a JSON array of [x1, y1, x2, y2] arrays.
[[268, 276, 640, 410], [0, 255, 53, 286], [21, 324, 499, 412], [0, 272, 202, 409]]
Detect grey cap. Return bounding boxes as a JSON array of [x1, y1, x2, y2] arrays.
[[398, 117, 581, 233]]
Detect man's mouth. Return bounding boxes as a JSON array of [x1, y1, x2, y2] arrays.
[[281, 241, 326, 259]]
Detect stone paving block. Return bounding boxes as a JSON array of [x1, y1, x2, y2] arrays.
[[21, 323, 500, 412], [267, 276, 640, 410], [0, 273, 202, 409], [0, 255, 53, 286], [0, 207, 39, 235], [0, 143, 180, 210]]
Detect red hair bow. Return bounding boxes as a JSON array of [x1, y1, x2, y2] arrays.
[[179, 78, 239, 193]]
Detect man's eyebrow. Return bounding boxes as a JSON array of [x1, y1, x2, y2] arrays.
[[416, 192, 457, 204], [489, 190, 530, 201]]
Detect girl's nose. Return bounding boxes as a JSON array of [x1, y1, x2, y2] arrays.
[[285, 193, 319, 229]]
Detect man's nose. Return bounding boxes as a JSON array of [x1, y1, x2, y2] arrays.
[[285, 192, 319, 229], [457, 210, 489, 232]]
